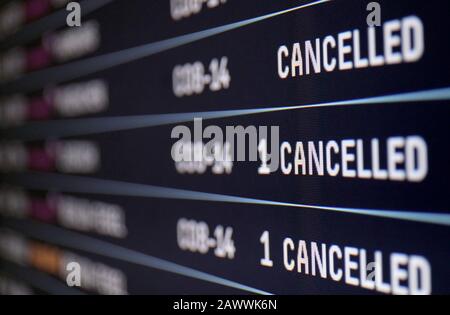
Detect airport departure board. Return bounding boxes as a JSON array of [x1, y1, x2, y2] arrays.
[[0, 0, 450, 296]]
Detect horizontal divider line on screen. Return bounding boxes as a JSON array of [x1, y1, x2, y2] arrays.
[[4, 218, 273, 295], [0, 259, 85, 295], [0, 0, 115, 51], [0, 0, 330, 94], [3, 86, 450, 140], [6, 171, 450, 226]]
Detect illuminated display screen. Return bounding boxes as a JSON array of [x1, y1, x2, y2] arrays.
[[0, 0, 449, 296]]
